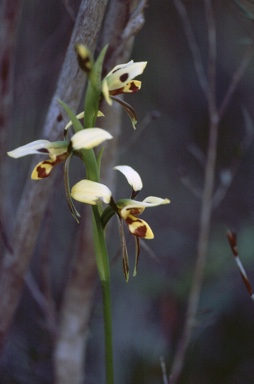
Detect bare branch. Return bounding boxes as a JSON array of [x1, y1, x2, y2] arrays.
[[227, 230, 254, 300], [219, 41, 254, 120], [172, 0, 208, 96], [170, 1, 219, 382]]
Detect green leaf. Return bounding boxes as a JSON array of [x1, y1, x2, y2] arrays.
[[84, 45, 108, 128], [101, 205, 116, 228], [64, 155, 81, 223], [58, 99, 84, 138], [96, 146, 104, 175]]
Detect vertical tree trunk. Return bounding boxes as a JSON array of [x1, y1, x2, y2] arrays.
[[0, 1, 23, 256], [53, 1, 147, 383], [0, 1, 147, 383], [0, 0, 108, 352]]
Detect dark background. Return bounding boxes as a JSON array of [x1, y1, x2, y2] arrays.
[[2, 1, 254, 383]]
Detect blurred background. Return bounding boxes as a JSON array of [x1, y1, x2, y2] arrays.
[[2, 0, 254, 383]]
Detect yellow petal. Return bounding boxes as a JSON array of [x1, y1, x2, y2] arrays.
[[71, 128, 113, 150], [109, 80, 141, 96], [75, 43, 93, 73], [31, 160, 55, 179], [121, 80, 141, 94], [125, 214, 154, 239], [71, 179, 112, 205]]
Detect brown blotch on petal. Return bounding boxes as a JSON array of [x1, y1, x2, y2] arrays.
[[134, 225, 147, 238], [120, 73, 129, 83], [109, 87, 124, 96], [129, 208, 143, 216], [78, 56, 91, 72], [125, 216, 147, 238], [38, 148, 49, 154], [36, 163, 52, 178], [135, 225, 147, 238], [125, 216, 135, 225], [112, 67, 121, 74], [128, 81, 139, 93]]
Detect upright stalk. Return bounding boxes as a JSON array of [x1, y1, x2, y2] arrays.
[[102, 280, 114, 383], [92, 205, 114, 384]]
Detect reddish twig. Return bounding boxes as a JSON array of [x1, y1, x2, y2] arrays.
[[227, 230, 254, 300]]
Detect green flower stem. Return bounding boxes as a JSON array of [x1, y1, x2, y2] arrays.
[[102, 280, 114, 384], [58, 45, 114, 382], [92, 205, 114, 384], [81, 146, 114, 383]]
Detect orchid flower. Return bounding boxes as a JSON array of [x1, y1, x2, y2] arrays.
[[7, 128, 112, 179], [101, 61, 147, 129], [71, 165, 170, 280], [75, 43, 147, 129], [101, 60, 147, 105], [7, 127, 113, 222]]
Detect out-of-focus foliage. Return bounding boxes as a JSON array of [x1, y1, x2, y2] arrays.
[[2, 0, 254, 383]]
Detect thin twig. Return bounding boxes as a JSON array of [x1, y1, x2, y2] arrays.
[[227, 230, 254, 301], [160, 356, 169, 384], [218, 41, 254, 120], [212, 106, 254, 209], [170, 1, 253, 382], [25, 271, 57, 338], [170, 1, 218, 381], [172, 0, 208, 97]]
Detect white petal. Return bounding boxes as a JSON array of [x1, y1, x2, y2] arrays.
[[114, 165, 143, 191], [71, 179, 112, 205], [71, 128, 113, 150], [119, 196, 170, 219], [105, 61, 147, 90], [101, 80, 112, 105], [105, 61, 134, 77], [7, 140, 52, 158], [142, 196, 170, 205]]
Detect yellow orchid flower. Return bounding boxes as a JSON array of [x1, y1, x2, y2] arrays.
[[71, 179, 112, 205], [7, 140, 69, 179], [102, 61, 147, 129], [102, 61, 147, 105], [71, 165, 170, 280], [7, 128, 112, 180]]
